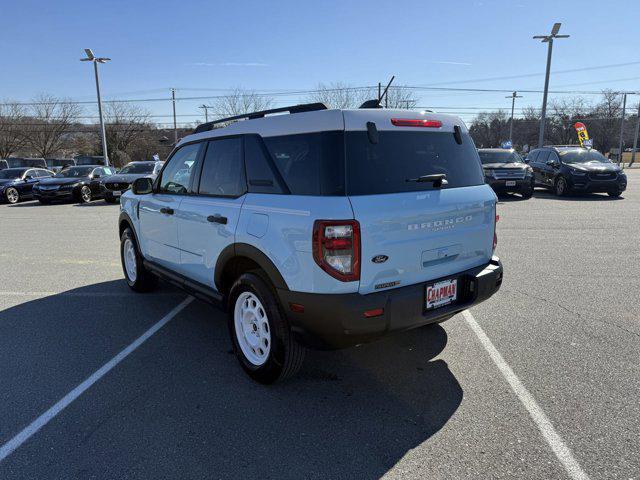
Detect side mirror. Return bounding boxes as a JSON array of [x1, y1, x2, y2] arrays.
[[524, 157, 530, 164], [93, 174, 101, 179], [24, 175, 32, 180], [132, 177, 153, 195], [546, 159, 557, 167]]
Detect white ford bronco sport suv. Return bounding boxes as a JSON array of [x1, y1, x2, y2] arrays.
[[118, 102, 503, 383]]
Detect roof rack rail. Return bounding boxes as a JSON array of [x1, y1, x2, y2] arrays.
[[193, 102, 329, 134]]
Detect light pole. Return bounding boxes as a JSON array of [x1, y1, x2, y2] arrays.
[[80, 49, 110, 166], [506, 91, 522, 145], [171, 88, 177, 144], [533, 23, 570, 148]]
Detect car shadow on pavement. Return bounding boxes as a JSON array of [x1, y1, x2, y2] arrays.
[[496, 193, 530, 203], [532, 190, 623, 201], [0, 281, 462, 480], [6, 201, 43, 207], [72, 202, 116, 207]]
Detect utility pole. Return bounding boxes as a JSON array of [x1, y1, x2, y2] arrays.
[[171, 88, 177, 144], [80, 49, 111, 166], [506, 91, 523, 145], [378, 83, 381, 103], [617, 92, 627, 165], [199, 104, 210, 123], [533, 23, 570, 148], [630, 101, 640, 167]]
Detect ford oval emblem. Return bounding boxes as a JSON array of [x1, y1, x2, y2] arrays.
[[372, 255, 389, 264]]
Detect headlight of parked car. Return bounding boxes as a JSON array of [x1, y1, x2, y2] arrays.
[[60, 182, 80, 190], [525, 166, 533, 174], [569, 168, 586, 176], [483, 169, 494, 178]]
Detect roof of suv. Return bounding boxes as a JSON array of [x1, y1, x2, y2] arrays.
[[179, 106, 468, 148]]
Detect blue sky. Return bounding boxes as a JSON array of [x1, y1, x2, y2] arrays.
[[1, 0, 639, 125]]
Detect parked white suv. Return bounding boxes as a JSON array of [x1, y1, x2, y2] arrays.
[[118, 102, 503, 383]]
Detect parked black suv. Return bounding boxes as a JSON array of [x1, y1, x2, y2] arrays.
[[478, 148, 534, 198], [527, 146, 627, 197]]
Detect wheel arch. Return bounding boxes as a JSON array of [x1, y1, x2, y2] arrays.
[[215, 243, 289, 295]]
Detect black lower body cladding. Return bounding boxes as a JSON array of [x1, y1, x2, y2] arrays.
[[278, 257, 503, 350]]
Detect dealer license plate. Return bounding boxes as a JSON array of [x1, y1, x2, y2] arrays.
[[505, 180, 516, 187], [112, 191, 122, 197], [426, 278, 458, 310]]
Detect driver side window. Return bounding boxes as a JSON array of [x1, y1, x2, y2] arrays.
[[159, 143, 202, 194]]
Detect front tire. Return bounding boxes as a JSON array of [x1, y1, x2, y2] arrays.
[[5, 187, 19, 204], [554, 176, 569, 196], [520, 185, 534, 199], [120, 228, 158, 292], [78, 186, 92, 203], [228, 272, 305, 384], [104, 195, 118, 204]]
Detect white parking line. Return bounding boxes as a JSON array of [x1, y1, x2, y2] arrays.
[[0, 291, 182, 298], [463, 310, 590, 480], [0, 296, 193, 463]]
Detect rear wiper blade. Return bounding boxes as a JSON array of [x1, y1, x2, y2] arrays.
[[406, 173, 448, 187]]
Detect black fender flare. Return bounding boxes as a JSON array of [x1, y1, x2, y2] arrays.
[[214, 243, 289, 292], [118, 211, 141, 246]]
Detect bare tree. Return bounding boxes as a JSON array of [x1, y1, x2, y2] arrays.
[[27, 94, 81, 158], [307, 82, 373, 109], [212, 88, 274, 119], [104, 102, 152, 166], [384, 86, 418, 109], [0, 101, 28, 158]]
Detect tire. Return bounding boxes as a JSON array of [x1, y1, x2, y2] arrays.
[[78, 185, 92, 203], [608, 190, 622, 198], [228, 271, 305, 384], [120, 228, 158, 292], [5, 187, 19, 204], [520, 185, 533, 199], [554, 176, 569, 196], [104, 196, 118, 204]]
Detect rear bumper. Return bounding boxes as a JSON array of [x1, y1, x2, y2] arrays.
[[277, 256, 503, 349]]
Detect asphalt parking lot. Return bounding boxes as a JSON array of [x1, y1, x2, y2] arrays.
[[0, 172, 638, 480]]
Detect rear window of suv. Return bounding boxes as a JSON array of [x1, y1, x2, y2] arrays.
[[345, 131, 484, 195]]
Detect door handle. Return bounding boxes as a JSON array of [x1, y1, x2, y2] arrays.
[[160, 207, 174, 215], [207, 214, 227, 225]]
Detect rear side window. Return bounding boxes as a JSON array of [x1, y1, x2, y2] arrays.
[[345, 131, 484, 195], [262, 131, 345, 196], [198, 138, 245, 197], [244, 135, 286, 194], [537, 150, 551, 163]]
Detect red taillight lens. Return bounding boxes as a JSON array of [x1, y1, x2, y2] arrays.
[[493, 213, 499, 252], [391, 118, 442, 128], [312, 220, 360, 282]]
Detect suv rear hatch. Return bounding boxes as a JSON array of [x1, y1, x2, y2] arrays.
[[344, 113, 496, 294]]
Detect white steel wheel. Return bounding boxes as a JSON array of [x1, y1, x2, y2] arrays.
[[234, 291, 271, 366], [123, 238, 137, 282]]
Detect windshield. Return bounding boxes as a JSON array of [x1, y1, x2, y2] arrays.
[[55, 166, 94, 178], [118, 163, 155, 174], [345, 131, 484, 195], [478, 150, 523, 165], [558, 149, 610, 164], [0, 168, 27, 179]]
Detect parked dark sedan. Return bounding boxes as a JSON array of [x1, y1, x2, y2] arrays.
[[527, 146, 627, 197], [32, 165, 116, 204], [100, 161, 163, 203], [478, 148, 534, 198], [0, 167, 54, 204]]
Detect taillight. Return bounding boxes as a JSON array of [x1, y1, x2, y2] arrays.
[[391, 118, 442, 128], [312, 220, 360, 282], [493, 213, 499, 252]]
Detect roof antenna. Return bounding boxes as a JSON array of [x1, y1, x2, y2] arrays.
[[359, 75, 395, 109]]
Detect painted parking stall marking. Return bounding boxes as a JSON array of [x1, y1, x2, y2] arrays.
[[0, 297, 193, 463]]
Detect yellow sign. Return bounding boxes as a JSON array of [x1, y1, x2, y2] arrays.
[[574, 122, 590, 146]]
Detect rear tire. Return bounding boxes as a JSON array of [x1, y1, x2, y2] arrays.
[[228, 272, 305, 384], [120, 228, 158, 292], [554, 176, 569, 196], [5, 187, 19, 204]]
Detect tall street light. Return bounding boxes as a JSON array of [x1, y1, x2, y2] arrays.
[[80, 49, 111, 166], [533, 23, 570, 148]]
